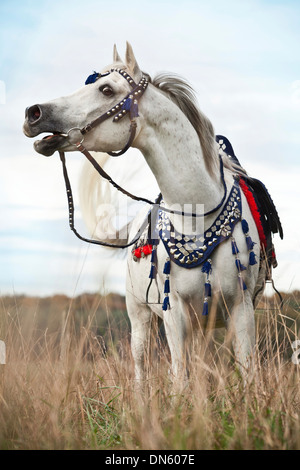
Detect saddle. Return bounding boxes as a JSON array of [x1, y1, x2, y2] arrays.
[[216, 135, 283, 274]]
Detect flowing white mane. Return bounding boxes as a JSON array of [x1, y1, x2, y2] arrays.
[[148, 72, 219, 175], [145, 71, 245, 177]]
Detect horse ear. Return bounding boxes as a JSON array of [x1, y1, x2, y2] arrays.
[[113, 44, 122, 63], [125, 41, 141, 77]]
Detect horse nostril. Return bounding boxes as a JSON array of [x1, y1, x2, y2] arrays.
[[27, 104, 42, 123]]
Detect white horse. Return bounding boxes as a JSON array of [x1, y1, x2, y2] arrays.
[[23, 43, 281, 382]]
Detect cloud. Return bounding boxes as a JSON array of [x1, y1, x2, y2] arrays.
[[0, 0, 299, 296]]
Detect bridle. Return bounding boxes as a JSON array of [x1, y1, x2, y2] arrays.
[[58, 67, 228, 248], [81, 68, 148, 156]]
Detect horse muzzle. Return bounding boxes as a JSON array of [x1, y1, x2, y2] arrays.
[[24, 104, 47, 137], [23, 103, 70, 156]]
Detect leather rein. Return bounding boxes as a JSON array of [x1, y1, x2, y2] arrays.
[[58, 68, 227, 249]]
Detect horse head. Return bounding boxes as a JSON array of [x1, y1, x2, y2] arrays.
[[23, 42, 144, 157]]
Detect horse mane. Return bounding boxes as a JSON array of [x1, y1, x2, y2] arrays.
[[145, 72, 219, 176]]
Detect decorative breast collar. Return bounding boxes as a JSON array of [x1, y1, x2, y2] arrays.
[[157, 178, 241, 269], [151, 175, 257, 313]]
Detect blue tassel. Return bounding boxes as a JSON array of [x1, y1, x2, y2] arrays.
[[122, 96, 133, 111], [149, 264, 157, 279], [235, 259, 247, 272], [202, 300, 209, 316], [205, 282, 211, 297], [201, 260, 212, 275], [246, 236, 255, 251], [241, 219, 249, 234], [231, 239, 239, 255], [163, 259, 171, 275], [238, 276, 247, 291], [164, 279, 170, 294], [249, 251, 257, 265], [150, 245, 157, 264], [149, 245, 157, 279], [162, 296, 170, 311], [85, 72, 99, 85]]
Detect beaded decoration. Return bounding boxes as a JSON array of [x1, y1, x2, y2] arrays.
[[157, 180, 242, 269], [155, 180, 257, 313]]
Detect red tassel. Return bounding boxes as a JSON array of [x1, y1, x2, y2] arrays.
[[133, 244, 152, 260], [142, 244, 153, 256], [133, 247, 142, 259]]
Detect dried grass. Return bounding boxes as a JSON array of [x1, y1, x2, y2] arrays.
[[0, 292, 299, 450]]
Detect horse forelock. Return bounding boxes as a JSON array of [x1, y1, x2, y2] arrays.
[[147, 72, 219, 177]]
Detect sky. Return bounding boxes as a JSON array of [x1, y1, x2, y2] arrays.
[[0, 0, 299, 297]]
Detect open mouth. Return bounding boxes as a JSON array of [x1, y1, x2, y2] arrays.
[[34, 132, 68, 156], [42, 132, 62, 141]]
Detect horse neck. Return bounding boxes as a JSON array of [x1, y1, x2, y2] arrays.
[[135, 86, 222, 215]]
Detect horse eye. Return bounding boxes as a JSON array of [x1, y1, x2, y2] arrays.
[[100, 85, 114, 97]]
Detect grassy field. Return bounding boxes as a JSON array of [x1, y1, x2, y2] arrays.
[[0, 291, 299, 450]]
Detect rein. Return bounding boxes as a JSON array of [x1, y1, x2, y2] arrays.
[[59, 68, 228, 248], [59, 151, 158, 248]]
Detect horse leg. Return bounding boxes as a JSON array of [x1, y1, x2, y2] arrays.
[[227, 290, 256, 381], [163, 297, 189, 384], [126, 293, 153, 383], [131, 313, 153, 383]]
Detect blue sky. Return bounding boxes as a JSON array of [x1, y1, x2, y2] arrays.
[[0, 0, 299, 296]]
